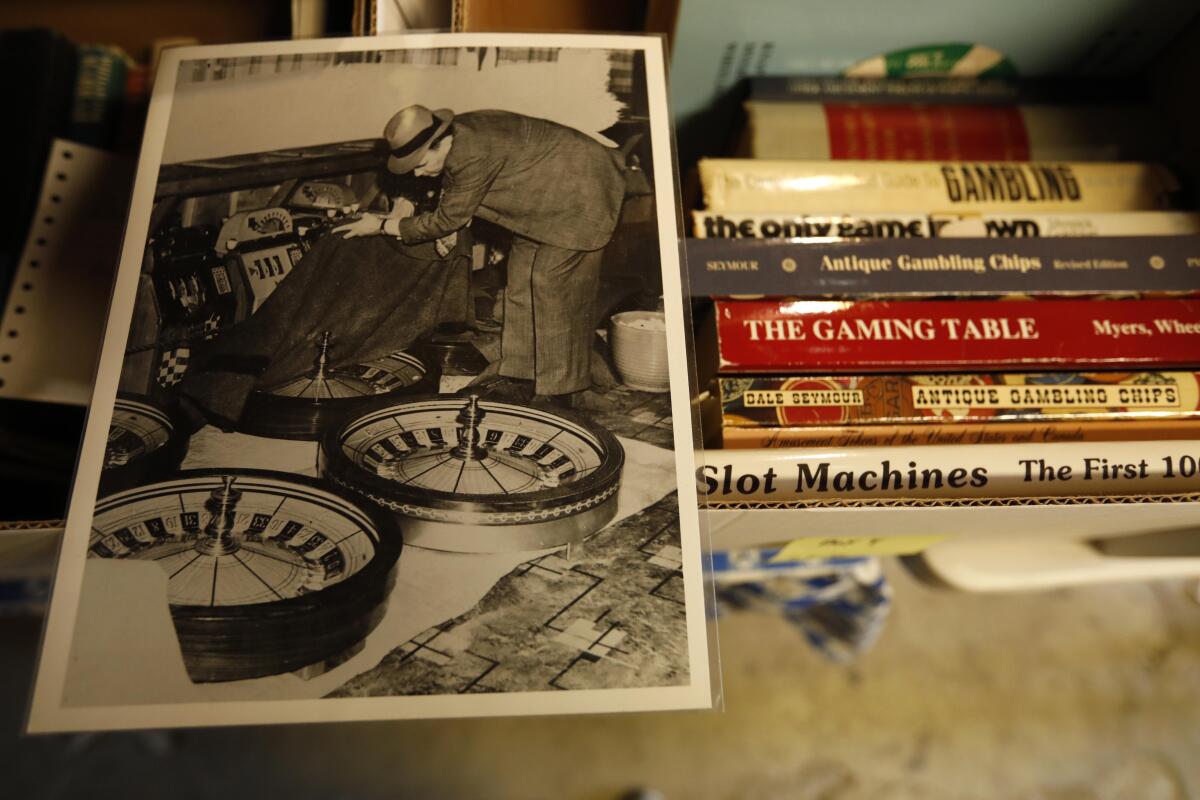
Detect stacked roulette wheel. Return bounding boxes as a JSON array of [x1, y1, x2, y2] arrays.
[[88, 470, 402, 682]]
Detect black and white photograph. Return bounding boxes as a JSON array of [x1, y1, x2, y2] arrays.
[[28, 33, 713, 731]]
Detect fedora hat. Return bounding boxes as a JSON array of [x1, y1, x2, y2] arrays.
[[384, 105, 454, 174]]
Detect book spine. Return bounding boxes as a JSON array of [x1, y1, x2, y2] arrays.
[[685, 236, 1200, 297], [749, 76, 1023, 102], [721, 419, 1200, 448], [747, 76, 1139, 105], [713, 298, 1200, 373], [718, 373, 1200, 427], [115, 62, 149, 155], [691, 211, 1200, 239], [742, 102, 1161, 162], [68, 45, 129, 150], [698, 441, 1200, 502], [698, 160, 1179, 214]]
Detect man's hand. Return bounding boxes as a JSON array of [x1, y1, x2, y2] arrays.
[[333, 214, 382, 239], [435, 231, 458, 257], [393, 197, 416, 219]]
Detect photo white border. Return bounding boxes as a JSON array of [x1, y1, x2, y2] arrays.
[[27, 32, 715, 732]]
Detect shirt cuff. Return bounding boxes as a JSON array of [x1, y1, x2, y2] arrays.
[[382, 216, 403, 239]]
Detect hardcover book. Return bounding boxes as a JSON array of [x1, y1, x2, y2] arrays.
[[746, 76, 1142, 105], [739, 100, 1166, 162], [699, 440, 1200, 502], [685, 235, 1200, 297], [699, 159, 1180, 214], [711, 298, 1200, 373], [720, 419, 1200, 448], [718, 372, 1200, 427], [692, 211, 1200, 240]]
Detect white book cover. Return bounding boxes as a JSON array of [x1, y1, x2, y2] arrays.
[[27, 33, 716, 733], [691, 210, 1200, 239], [701, 442, 1200, 504], [699, 159, 1180, 214]]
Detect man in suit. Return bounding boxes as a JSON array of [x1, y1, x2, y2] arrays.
[[336, 105, 627, 406]]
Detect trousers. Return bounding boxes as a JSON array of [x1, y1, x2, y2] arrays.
[[499, 236, 603, 396]]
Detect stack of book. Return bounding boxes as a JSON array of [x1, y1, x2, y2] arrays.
[[691, 76, 1200, 506]]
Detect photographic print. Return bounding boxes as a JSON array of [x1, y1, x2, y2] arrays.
[[28, 33, 714, 731]]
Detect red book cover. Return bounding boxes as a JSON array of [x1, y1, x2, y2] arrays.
[[713, 298, 1200, 373], [823, 104, 1030, 160]]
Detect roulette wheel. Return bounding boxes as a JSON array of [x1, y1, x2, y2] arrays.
[[238, 331, 437, 440], [101, 395, 191, 494], [88, 470, 402, 683], [320, 395, 625, 553]]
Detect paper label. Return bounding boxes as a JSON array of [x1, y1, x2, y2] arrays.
[[771, 535, 946, 559]]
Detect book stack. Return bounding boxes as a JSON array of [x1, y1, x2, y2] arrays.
[[0, 30, 152, 307], [691, 76, 1200, 507]]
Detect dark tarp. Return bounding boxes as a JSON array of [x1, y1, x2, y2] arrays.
[[177, 232, 470, 427]]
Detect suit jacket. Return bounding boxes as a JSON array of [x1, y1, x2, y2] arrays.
[[396, 110, 626, 252]]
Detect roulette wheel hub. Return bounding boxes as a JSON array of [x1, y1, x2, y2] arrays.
[[266, 331, 377, 399], [450, 395, 490, 461], [194, 476, 243, 556]]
